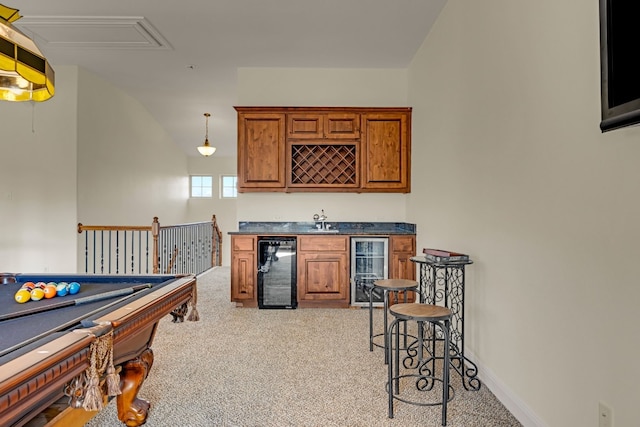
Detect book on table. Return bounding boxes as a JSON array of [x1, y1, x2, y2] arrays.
[[422, 248, 469, 263]]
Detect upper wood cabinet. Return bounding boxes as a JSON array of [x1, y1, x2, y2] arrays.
[[235, 107, 411, 193], [288, 113, 360, 139], [237, 112, 286, 190], [361, 112, 411, 192]]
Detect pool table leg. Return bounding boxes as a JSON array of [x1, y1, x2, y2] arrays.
[[117, 348, 154, 427]]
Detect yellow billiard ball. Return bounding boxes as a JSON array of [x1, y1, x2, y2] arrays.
[[30, 288, 45, 301], [15, 289, 31, 303]]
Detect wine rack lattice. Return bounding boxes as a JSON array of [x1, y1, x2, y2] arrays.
[[291, 144, 357, 185]]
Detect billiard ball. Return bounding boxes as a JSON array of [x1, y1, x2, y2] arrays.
[[68, 282, 81, 295], [35, 281, 47, 289], [30, 287, 45, 301], [21, 281, 35, 291], [43, 284, 58, 299], [56, 282, 69, 297], [15, 289, 31, 303]]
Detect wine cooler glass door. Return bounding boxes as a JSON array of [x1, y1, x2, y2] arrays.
[[350, 237, 388, 306]]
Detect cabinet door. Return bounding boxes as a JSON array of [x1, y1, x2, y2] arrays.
[[389, 235, 416, 304], [237, 113, 286, 190], [288, 114, 324, 139], [298, 252, 349, 303], [231, 236, 257, 306], [361, 112, 411, 192], [390, 235, 416, 280], [324, 113, 360, 139]]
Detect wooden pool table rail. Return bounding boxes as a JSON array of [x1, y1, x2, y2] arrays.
[[0, 275, 197, 427]]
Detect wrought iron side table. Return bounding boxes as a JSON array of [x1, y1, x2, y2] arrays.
[[410, 255, 481, 391]]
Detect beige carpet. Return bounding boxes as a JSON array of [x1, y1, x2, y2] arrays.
[[86, 267, 522, 427]]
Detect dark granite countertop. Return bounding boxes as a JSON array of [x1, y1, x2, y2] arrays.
[[228, 221, 416, 235]]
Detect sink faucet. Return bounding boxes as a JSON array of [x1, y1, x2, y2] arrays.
[[313, 210, 328, 230]]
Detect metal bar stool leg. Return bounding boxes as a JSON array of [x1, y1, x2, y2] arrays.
[[441, 318, 451, 426], [387, 317, 399, 418], [369, 286, 374, 352]]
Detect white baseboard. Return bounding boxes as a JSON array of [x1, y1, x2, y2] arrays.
[[465, 349, 549, 427]]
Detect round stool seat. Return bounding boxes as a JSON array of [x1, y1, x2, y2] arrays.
[[387, 302, 454, 426], [373, 279, 418, 291], [368, 279, 419, 362], [389, 303, 452, 322]]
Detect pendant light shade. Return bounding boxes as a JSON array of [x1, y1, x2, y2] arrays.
[[197, 113, 216, 157], [0, 4, 55, 102]]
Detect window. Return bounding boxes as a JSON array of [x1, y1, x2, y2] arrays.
[[190, 175, 213, 198], [221, 175, 238, 198]]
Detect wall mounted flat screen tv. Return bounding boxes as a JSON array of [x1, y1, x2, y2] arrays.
[[599, 0, 640, 132]]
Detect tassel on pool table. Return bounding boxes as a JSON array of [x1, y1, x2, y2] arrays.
[[105, 336, 121, 397], [82, 347, 102, 411], [187, 283, 199, 322]]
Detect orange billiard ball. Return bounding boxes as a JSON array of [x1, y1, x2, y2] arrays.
[[43, 284, 58, 299]]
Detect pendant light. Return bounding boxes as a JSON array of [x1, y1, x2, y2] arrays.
[[197, 113, 216, 157], [0, 4, 55, 102]]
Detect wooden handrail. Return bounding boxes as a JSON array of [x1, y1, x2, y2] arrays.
[[77, 225, 153, 232], [212, 215, 223, 267]]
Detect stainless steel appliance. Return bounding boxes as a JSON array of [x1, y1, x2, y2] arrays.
[[257, 237, 297, 309], [350, 237, 388, 306]]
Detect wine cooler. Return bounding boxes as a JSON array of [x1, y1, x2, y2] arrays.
[[257, 237, 297, 309], [350, 237, 388, 307]]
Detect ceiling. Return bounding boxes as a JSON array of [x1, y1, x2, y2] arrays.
[[14, 1, 446, 157]]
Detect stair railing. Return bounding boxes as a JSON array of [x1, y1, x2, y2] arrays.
[[77, 215, 222, 275]]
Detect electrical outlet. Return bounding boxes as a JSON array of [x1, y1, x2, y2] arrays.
[[599, 402, 613, 427]]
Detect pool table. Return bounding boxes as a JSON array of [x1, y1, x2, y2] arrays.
[[0, 273, 198, 427]]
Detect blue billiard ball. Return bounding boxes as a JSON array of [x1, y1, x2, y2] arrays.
[[56, 282, 69, 297], [68, 282, 81, 295]]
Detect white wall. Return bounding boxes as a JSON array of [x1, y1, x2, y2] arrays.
[[408, 1, 640, 426], [0, 66, 192, 273], [187, 155, 237, 266], [0, 66, 79, 273], [235, 68, 411, 227], [76, 68, 189, 226]]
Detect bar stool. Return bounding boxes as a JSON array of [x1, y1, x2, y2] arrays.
[[369, 279, 418, 364], [387, 303, 453, 426]]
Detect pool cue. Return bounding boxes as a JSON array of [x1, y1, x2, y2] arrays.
[[0, 283, 153, 322], [0, 284, 154, 358]]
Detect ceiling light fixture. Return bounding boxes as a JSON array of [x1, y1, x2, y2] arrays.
[[197, 113, 216, 157], [0, 3, 55, 102]]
